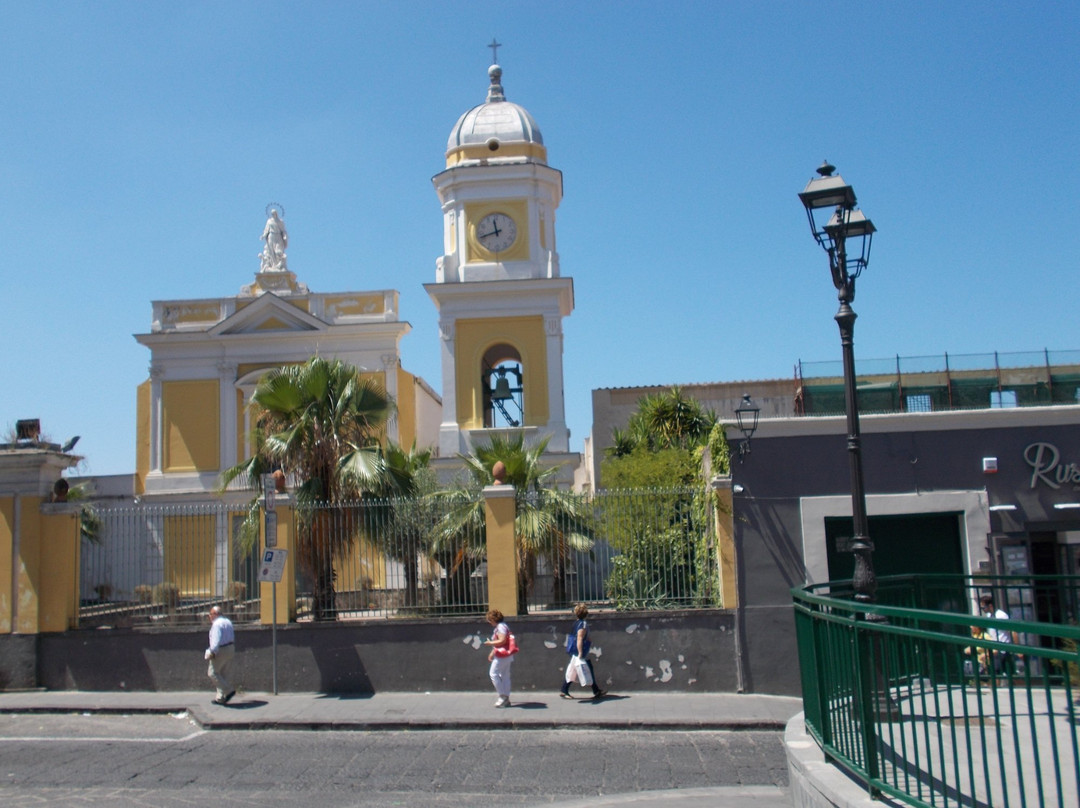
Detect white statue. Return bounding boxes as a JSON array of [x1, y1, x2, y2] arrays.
[[260, 206, 288, 272]]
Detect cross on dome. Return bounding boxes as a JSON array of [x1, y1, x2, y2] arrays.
[[488, 38, 501, 65]]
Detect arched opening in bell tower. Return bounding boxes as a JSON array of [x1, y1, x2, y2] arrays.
[[482, 344, 524, 428]]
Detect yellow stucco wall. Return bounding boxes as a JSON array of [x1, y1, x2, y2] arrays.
[[162, 379, 220, 472], [38, 510, 79, 632], [454, 316, 549, 430], [397, 367, 417, 449], [163, 513, 214, 597], [236, 389, 246, 466], [0, 496, 13, 633], [135, 380, 150, 495], [14, 496, 42, 634]]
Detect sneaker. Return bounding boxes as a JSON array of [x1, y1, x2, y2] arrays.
[[592, 690, 608, 700], [494, 697, 506, 707], [223, 690, 235, 704], [495, 698, 511, 708], [559, 692, 574, 700], [212, 697, 227, 705]]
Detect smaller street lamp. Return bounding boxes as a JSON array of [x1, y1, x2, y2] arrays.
[[734, 393, 760, 461]]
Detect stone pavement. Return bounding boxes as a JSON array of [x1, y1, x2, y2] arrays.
[[0, 688, 801, 807]]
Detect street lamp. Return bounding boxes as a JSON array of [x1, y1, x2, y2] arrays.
[[799, 161, 878, 604], [734, 393, 760, 461]]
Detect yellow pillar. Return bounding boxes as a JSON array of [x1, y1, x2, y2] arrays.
[[260, 502, 297, 624], [0, 495, 14, 633], [0, 448, 80, 635], [38, 505, 80, 632], [710, 475, 737, 609], [484, 484, 518, 616]]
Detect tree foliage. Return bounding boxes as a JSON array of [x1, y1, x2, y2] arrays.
[[220, 356, 397, 620]]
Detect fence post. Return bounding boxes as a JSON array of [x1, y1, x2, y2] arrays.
[[709, 475, 737, 608], [260, 499, 297, 624], [483, 484, 518, 616], [0, 448, 80, 636]]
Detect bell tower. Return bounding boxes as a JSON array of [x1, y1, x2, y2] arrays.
[[426, 59, 575, 462]]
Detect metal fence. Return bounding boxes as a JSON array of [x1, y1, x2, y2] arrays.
[[78, 486, 719, 625], [293, 494, 487, 620], [80, 501, 256, 627], [523, 487, 718, 613], [794, 575, 1080, 808]]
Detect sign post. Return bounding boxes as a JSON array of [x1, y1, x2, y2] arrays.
[[258, 548, 287, 695], [260, 474, 281, 694]]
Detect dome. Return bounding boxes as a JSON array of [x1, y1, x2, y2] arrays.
[[445, 65, 547, 166]]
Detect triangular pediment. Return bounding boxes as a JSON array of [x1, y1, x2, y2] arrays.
[[210, 293, 325, 336]]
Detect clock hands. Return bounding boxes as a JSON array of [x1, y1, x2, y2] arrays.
[[478, 222, 501, 240]]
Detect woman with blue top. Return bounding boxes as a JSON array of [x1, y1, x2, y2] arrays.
[[560, 603, 606, 700]]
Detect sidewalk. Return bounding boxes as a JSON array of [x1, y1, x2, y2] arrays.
[[0, 689, 801, 808], [0, 688, 801, 732]]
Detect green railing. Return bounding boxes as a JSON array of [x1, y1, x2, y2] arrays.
[[793, 575, 1080, 808]]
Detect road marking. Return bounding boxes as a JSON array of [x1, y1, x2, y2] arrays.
[[0, 730, 206, 743]]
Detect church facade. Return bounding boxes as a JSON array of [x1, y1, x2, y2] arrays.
[[133, 206, 441, 499]]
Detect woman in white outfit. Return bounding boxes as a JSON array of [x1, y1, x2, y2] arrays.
[[484, 609, 513, 707]]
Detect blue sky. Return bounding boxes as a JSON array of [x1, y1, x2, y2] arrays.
[[2, 2, 1077, 477]]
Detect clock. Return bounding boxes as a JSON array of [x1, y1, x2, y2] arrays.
[[475, 212, 518, 253]]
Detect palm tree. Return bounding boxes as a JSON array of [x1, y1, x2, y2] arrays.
[[220, 356, 394, 620], [627, 386, 716, 452], [361, 442, 437, 609], [458, 433, 594, 614]]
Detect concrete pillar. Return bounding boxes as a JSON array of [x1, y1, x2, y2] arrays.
[[483, 484, 518, 616]]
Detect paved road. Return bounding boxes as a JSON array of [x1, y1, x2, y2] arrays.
[[0, 714, 788, 808]]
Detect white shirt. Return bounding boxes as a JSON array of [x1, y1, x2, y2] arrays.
[[208, 615, 235, 653]]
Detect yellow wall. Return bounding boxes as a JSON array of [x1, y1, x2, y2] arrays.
[[397, 367, 417, 449], [14, 496, 42, 634], [135, 380, 150, 495], [447, 142, 547, 167], [0, 496, 13, 633], [162, 379, 220, 471], [163, 513, 215, 597], [454, 316, 549, 430], [38, 510, 79, 632], [236, 389, 246, 466]]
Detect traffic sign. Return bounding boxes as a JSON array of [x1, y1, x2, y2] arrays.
[[258, 549, 288, 583]]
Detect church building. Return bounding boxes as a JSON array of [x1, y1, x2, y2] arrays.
[[133, 207, 441, 499]]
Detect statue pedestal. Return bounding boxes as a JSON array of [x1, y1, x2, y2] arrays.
[[241, 270, 309, 297]]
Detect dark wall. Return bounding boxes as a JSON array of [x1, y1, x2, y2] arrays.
[[727, 418, 1080, 696], [0, 635, 37, 690], [31, 610, 767, 694]]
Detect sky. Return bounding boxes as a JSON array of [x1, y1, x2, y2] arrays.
[[1, 1, 1078, 477]]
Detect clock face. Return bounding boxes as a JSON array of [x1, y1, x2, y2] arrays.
[[475, 212, 518, 253]]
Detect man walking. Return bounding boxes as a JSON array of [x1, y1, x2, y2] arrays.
[[205, 606, 236, 705]]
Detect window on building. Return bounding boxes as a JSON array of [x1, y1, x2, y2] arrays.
[[905, 393, 932, 413], [990, 390, 1018, 409]]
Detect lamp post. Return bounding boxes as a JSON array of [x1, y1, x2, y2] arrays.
[[799, 162, 878, 603], [734, 393, 760, 461]]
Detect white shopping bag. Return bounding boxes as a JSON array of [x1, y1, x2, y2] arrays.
[[565, 658, 577, 684], [574, 655, 593, 687]]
